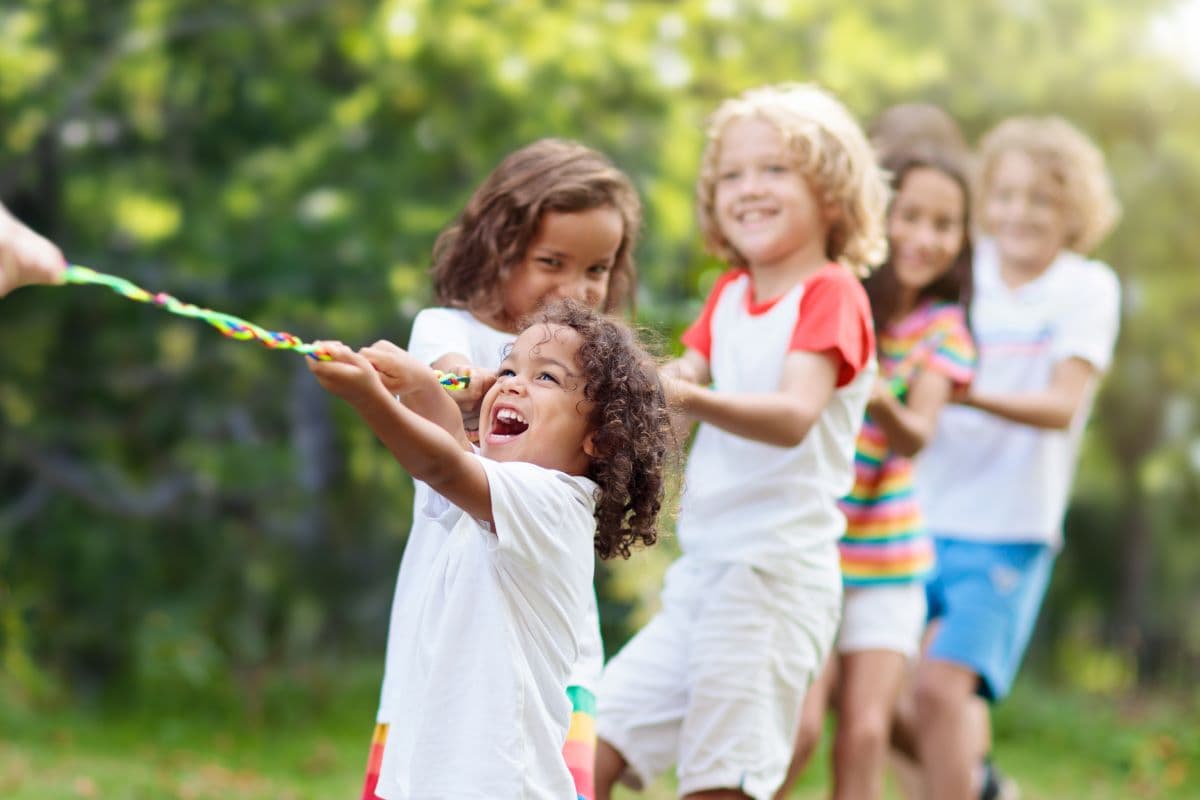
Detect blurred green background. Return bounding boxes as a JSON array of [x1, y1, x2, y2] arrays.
[[2, 0, 1199, 797]]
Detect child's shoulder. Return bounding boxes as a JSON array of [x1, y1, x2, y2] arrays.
[[916, 298, 969, 327], [1048, 250, 1120, 302], [800, 262, 871, 308]]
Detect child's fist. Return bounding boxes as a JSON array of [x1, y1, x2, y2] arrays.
[[307, 341, 384, 405]]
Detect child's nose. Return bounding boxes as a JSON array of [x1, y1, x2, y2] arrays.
[[554, 278, 592, 305]]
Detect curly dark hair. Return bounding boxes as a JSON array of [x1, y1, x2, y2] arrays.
[[431, 139, 642, 322], [525, 300, 673, 561]]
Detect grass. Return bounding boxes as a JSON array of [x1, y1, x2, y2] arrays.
[[1, 665, 1196, 799]]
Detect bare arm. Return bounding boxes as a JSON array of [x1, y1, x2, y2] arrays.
[[0, 202, 67, 297], [308, 342, 494, 524], [360, 341, 477, 441], [666, 349, 839, 448], [660, 348, 711, 441], [867, 369, 955, 458], [957, 357, 1098, 430], [661, 348, 711, 386]]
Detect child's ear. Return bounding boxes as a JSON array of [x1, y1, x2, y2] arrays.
[[822, 202, 843, 226], [583, 430, 598, 458]]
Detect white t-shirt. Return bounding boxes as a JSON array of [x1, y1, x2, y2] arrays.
[[378, 308, 605, 726], [676, 266, 876, 573], [916, 238, 1121, 546], [375, 456, 598, 800]]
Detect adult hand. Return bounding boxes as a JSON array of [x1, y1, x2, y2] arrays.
[[0, 203, 67, 297]]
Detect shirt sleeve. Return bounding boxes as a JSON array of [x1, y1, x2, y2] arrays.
[[680, 270, 746, 360], [923, 305, 977, 388], [477, 457, 597, 570], [415, 480, 461, 531], [789, 265, 875, 387], [1050, 261, 1121, 372], [407, 308, 474, 366]]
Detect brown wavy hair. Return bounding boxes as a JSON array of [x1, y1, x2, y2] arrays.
[[431, 139, 642, 321], [863, 145, 974, 338], [525, 300, 673, 560]]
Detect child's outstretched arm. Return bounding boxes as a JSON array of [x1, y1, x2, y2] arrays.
[[307, 342, 494, 524], [665, 349, 838, 448], [955, 357, 1098, 430], [359, 340, 478, 440]]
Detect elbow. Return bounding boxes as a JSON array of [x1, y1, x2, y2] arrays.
[[892, 437, 925, 459], [1045, 413, 1075, 431], [777, 410, 817, 448], [1043, 402, 1080, 431]]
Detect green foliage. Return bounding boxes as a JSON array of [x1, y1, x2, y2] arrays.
[[1, 0, 1198, 700]]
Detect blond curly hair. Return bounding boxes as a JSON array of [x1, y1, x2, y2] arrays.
[[696, 83, 889, 276], [977, 116, 1120, 254]]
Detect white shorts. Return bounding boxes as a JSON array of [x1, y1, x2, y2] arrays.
[[597, 554, 841, 800], [836, 583, 928, 658]]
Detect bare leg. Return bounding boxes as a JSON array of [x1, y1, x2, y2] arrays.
[[774, 655, 838, 799], [888, 620, 937, 799], [831, 649, 908, 800], [595, 738, 627, 800], [915, 659, 978, 800]]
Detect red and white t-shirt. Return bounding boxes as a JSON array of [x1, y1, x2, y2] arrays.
[[676, 265, 876, 573]]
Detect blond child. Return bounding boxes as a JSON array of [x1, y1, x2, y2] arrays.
[[912, 116, 1121, 800], [366, 139, 643, 800], [313, 300, 671, 799], [594, 83, 887, 800]]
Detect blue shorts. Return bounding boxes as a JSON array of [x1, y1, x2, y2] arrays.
[[925, 537, 1055, 702]]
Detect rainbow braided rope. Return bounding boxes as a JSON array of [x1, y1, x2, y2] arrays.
[[433, 371, 470, 390], [65, 264, 332, 360], [63, 264, 470, 390]]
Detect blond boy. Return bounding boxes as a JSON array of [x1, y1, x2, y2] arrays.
[[595, 84, 887, 800]]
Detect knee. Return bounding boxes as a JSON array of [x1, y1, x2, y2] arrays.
[[914, 671, 965, 724], [836, 711, 890, 763]]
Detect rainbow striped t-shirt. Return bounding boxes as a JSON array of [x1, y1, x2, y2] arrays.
[[838, 300, 976, 586]]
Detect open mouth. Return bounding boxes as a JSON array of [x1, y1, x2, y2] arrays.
[[491, 407, 529, 437]]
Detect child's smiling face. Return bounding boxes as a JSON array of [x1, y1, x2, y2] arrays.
[[984, 149, 1072, 273], [478, 323, 595, 476], [888, 166, 967, 293], [712, 115, 831, 273], [496, 207, 624, 331]]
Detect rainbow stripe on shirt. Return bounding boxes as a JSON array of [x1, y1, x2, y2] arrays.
[[839, 301, 976, 586]]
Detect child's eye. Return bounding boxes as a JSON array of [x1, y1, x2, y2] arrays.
[[588, 263, 612, 276], [718, 170, 740, 182], [497, 367, 515, 378], [765, 164, 789, 174], [538, 257, 563, 268], [537, 371, 560, 384]]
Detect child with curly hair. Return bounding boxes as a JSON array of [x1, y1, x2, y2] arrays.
[[595, 83, 887, 800], [309, 299, 672, 799], [912, 116, 1121, 800], [373, 138, 643, 800]]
